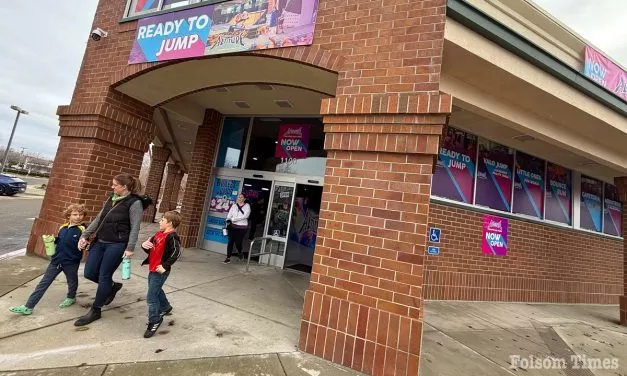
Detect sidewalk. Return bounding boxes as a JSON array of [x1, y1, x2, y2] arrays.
[[1, 223, 626, 375]]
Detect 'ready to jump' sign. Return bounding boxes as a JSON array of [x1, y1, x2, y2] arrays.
[[482, 214, 508, 256]]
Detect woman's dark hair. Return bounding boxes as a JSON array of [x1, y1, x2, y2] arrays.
[[114, 173, 142, 194]]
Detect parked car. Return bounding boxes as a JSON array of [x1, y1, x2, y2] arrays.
[[0, 173, 27, 196]]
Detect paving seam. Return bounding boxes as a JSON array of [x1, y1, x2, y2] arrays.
[[531, 321, 596, 376], [275, 352, 289, 376]]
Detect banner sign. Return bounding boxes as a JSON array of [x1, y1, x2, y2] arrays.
[[135, 0, 159, 13], [129, 0, 319, 64], [204, 177, 240, 243], [482, 215, 508, 256], [432, 127, 477, 203], [275, 124, 311, 159], [513, 152, 545, 218], [289, 197, 319, 250], [476, 140, 514, 212], [603, 184, 623, 236], [580, 176, 603, 232], [545, 163, 572, 224], [584, 46, 627, 101]]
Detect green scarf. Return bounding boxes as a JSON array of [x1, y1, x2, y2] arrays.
[[111, 193, 129, 204]]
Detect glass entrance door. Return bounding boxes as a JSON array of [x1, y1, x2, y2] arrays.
[[242, 178, 272, 259], [284, 184, 323, 273], [262, 181, 296, 267]]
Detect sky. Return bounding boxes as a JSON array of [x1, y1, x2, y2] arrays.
[[0, 0, 625, 160]]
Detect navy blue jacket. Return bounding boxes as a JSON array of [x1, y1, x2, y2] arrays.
[[51, 223, 86, 266]]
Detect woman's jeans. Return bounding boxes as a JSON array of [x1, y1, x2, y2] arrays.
[[84, 241, 126, 309], [147, 271, 171, 323], [226, 227, 247, 258], [26, 262, 79, 309]]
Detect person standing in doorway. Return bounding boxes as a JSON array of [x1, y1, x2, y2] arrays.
[[223, 194, 250, 264], [75, 173, 144, 326]]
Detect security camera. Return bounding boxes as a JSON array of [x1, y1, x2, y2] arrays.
[[91, 28, 108, 41]]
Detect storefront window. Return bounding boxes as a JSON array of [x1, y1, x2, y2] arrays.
[[245, 118, 326, 176], [431, 127, 477, 204], [580, 175, 603, 232], [603, 184, 623, 236], [544, 163, 572, 225], [475, 139, 514, 212], [127, 0, 160, 17], [216, 117, 250, 169], [513, 152, 545, 218]]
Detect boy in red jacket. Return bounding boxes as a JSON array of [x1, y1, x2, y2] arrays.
[[140, 210, 182, 338]]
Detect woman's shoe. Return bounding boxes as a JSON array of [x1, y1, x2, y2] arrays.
[[9, 305, 33, 315]]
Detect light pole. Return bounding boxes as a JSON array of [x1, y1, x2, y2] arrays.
[[1, 105, 28, 173]]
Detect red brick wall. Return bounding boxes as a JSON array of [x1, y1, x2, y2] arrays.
[[178, 110, 222, 247], [425, 202, 624, 304], [614, 177, 627, 325], [142, 146, 171, 222], [158, 163, 177, 213]]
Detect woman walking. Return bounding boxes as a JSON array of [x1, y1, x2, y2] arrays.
[[75, 173, 143, 326], [223, 194, 250, 264]]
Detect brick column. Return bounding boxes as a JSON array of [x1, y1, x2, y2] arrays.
[[615, 177, 627, 325], [299, 94, 450, 375], [142, 146, 171, 223], [158, 162, 178, 213], [170, 169, 185, 211], [179, 109, 222, 247], [28, 95, 155, 256]]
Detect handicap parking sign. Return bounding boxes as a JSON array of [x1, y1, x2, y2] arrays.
[[429, 227, 441, 243], [427, 246, 440, 255]]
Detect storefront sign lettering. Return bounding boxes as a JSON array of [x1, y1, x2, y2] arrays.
[[482, 215, 508, 256]]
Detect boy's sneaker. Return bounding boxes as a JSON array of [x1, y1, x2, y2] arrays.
[[104, 282, 123, 305], [222, 258, 231, 264], [144, 317, 164, 338], [9, 305, 33, 315], [160, 306, 173, 317], [59, 298, 75, 308]]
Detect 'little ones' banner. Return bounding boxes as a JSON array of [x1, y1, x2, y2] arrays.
[[580, 176, 603, 232], [545, 163, 571, 225], [432, 127, 477, 203], [584, 46, 627, 102], [482, 215, 508, 256], [129, 0, 319, 64], [513, 152, 545, 218], [275, 124, 311, 159], [476, 140, 514, 212], [603, 184, 623, 236]]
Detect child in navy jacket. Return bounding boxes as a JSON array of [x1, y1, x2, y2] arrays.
[[9, 204, 87, 315]]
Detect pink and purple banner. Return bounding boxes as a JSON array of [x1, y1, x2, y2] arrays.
[[603, 184, 623, 236], [475, 140, 514, 212], [545, 163, 571, 225], [584, 46, 627, 101], [580, 175, 603, 232], [513, 152, 544, 218], [482, 215, 508, 256], [432, 127, 477, 203], [275, 124, 311, 159], [129, 0, 319, 64]]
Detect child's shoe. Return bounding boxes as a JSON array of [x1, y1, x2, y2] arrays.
[[9, 305, 33, 315], [59, 298, 76, 308], [144, 317, 164, 338]]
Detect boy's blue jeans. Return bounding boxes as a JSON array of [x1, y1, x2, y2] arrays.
[[26, 262, 79, 309], [147, 271, 171, 323]]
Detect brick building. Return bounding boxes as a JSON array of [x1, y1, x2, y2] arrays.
[[28, 0, 627, 374]]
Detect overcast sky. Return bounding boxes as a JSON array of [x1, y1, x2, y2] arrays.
[[0, 0, 625, 160]]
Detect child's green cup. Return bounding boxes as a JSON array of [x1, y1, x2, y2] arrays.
[[42, 235, 56, 256]]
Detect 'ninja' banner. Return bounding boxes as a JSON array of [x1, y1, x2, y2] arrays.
[[432, 127, 477, 203], [580, 176, 603, 232], [603, 184, 623, 236]]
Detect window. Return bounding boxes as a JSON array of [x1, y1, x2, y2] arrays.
[[475, 139, 514, 212], [603, 184, 623, 236], [513, 152, 545, 218], [127, 0, 160, 17], [431, 127, 477, 204], [580, 175, 603, 232], [215, 117, 250, 169], [545, 163, 572, 225], [245, 118, 326, 176]]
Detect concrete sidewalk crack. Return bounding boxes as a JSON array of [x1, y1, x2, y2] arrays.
[[276, 353, 289, 376]]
